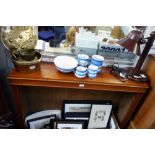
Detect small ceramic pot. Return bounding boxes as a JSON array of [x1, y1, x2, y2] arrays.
[[87, 65, 98, 78], [91, 55, 104, 67], [88, 65, 98, 74], [77, 54, 89, 67], [75, 66, 87, 78]]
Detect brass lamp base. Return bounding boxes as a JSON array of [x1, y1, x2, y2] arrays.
[[12, 51, 41, 73], [127, 71, 149, 82], [109, 65, 149, 82]]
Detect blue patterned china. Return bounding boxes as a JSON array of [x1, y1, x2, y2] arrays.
[[75, 66, 87, 78], [77, 54, 89, 66], [91, 55, 104, 67], [87, 65, 98, 78]]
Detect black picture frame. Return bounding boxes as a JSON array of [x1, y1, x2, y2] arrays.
[[88, 104, 112, 129], [55, 120, 85, 129], [65, 112, 90, 120], [50, 119, 57, 129], [63, 100, 112, 121], [27, 114, 56, 129]]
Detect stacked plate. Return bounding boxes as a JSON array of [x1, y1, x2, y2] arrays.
[[54, 55, 78, 73]]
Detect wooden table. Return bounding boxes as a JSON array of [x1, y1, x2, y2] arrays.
[[8, 62, 149, 128]]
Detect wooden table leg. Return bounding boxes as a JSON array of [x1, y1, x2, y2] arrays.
[[0, 82, 8, 113], [120, 93, 144, 128], [11, 86, 25, 128]]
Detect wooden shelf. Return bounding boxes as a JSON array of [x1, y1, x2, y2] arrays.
[[8, 62, 149, 93], [8, 62, 149, 128]]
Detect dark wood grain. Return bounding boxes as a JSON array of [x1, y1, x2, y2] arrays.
[[0, 82, 8, 114]]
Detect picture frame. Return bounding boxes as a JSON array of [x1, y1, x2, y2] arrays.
[[64, 101, 91, 113], [109, 113, 120, 129], [50, 119, 57, 129], [27, 114, 56, 129], [63, 100, 112, 121], [88, 104, 112, 129], [64, 112, 90, 120], [55, 121, 85, 129]]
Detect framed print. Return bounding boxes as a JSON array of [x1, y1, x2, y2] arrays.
[[64, 101, 91, 113], [65, 112, 90, 120], [63, 100, 112, 120], [27, 114, 56, 129], [88, 104, 112, 129], [55, 121, 84, 129], [63, 100, 92, 120]]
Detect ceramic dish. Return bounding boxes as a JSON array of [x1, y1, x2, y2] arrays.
[[75, 72, 86, 78], [87, 73, 97, 78], [91, 55, 104, 66], [76, 66, 87, 73], [77, 54, 89, 66], [54, 55, 78, 71], [56, 67, 74, 73]]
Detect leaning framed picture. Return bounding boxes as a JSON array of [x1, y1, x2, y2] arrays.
[[55, 121, 85, 129], [88, 104, 112, 129], [27, 114, 56, 129], [50, 119, 57, 129]]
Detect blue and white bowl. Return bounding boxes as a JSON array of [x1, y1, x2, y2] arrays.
[[97, 66, 102, 72], [77, 54, 89, 67], [76, 66, 87, 73], [87, 73, 97, 78], [87, 65, 98, 78], [88, 65, 98, 74], [75, 72, 86, 78], [91, 55, 104, 67], [75, 66, 87, 78]]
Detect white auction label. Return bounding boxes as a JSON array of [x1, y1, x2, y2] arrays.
[[79, 84, 85, 87], [29, 65, 35, 70]]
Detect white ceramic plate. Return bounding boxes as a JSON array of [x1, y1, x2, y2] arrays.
[[54, 55, 78, 70]]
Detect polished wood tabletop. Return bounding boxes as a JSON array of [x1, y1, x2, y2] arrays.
[[8, 62, 149, 93]]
